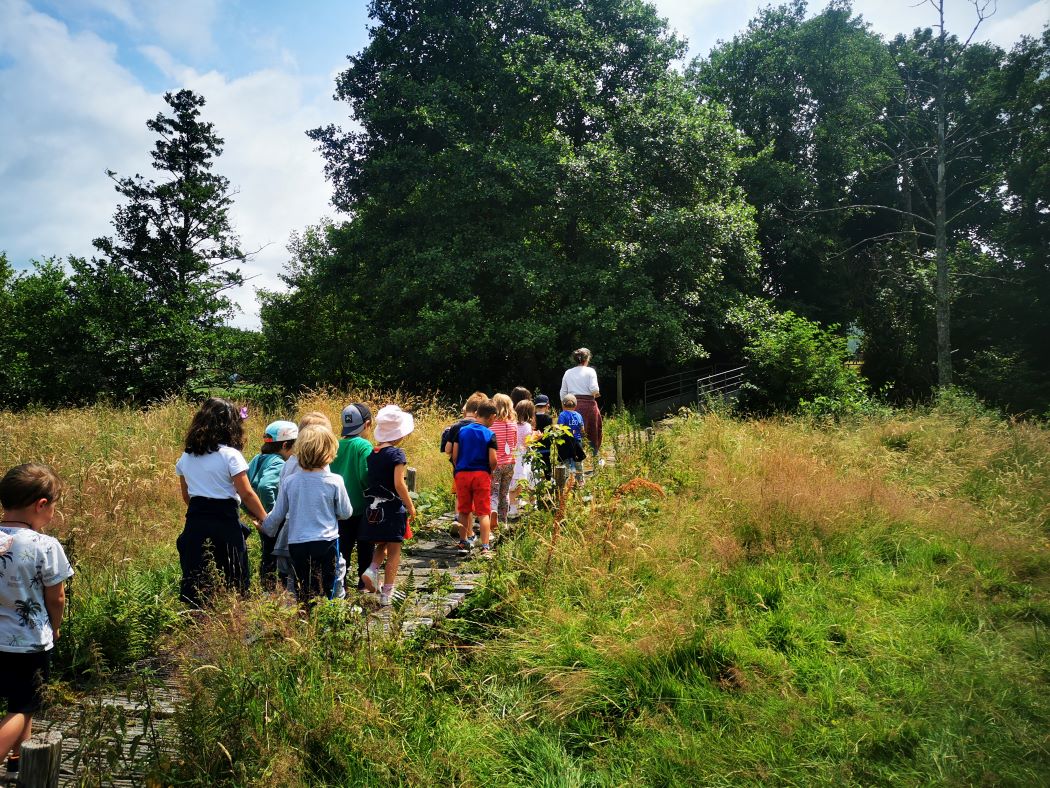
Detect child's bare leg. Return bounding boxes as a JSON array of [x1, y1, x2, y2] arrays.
[[369, 543, 387, 570], [479, 513, 492, 546], [0, 712, 30, 762], [383, 543, 402, 585], [458, 512, 472, 541]]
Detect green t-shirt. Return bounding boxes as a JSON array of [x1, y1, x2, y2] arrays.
[[329, 435, 372, 515]]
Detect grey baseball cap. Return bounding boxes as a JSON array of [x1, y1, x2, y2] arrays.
[[341, 403, 373, 437]]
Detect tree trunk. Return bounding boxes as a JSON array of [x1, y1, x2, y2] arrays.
[[934, 1, 952, 388]]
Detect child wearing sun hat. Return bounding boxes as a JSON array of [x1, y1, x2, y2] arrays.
[[359, 404, 417, 606]]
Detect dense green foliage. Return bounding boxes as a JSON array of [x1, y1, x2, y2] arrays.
[[730, 300, 868, 416], [0, 1, 1045, 414], [0, 92, 252, 406], [690, 2, 1049, 411], [284, 0, 760, 390]]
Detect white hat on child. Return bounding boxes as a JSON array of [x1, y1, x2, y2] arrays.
[[373, 404, 415, 443]]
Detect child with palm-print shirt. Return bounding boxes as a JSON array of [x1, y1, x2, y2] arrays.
[[0, 463, 73, 776]]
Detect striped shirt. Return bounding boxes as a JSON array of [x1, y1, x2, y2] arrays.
[[490, 419, 518, 466]]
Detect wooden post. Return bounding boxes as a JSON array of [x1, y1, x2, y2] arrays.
[[616, 364, 623, 411], [553, 465, 569, 496], [18, 731, 62, 788], [405, 467, 417, 493]]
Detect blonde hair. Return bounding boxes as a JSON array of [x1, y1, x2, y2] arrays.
[[296, 425, 339, 470], [492, 393, 515, 422], [462, 391, 488, 415], [561, 394, 577, 409], [298, 411, 332, 431]]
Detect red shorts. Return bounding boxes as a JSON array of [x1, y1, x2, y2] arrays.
[[455, 470, 492, 516]]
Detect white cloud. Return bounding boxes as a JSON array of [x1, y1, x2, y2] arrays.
[[655, 0, 1047, 62], [138, 0, 219, 58], [0, 0, 346, 329], [982, 1, 1050, 47], [80, 0, 138, 27]]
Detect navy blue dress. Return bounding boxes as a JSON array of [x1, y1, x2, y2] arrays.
[[361, 446, 409, 542]]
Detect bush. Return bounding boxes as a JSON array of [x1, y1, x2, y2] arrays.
[[730, 302, 869, 416]]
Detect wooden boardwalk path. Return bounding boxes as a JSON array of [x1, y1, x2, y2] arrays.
[[29, 509, 509, 786]]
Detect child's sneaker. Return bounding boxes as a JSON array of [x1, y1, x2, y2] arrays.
[[360, 566, 379, 593], [457, 539, 470, 555], [379, 585, 397, 606], [481, 544, 494, 560]]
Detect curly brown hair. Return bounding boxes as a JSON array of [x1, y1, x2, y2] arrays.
[[184, 397, 245, 455]]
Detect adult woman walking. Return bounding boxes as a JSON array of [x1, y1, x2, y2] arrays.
[[560, 348, 602, 455]]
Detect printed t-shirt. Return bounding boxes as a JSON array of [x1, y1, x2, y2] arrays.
[[490, 419, 518, 466], [455, 422, 497, 473], [558, 410, 585, 442], [330, 436, 373, 514], [0, 527, 74, 653], [176, 445, 249, 501]]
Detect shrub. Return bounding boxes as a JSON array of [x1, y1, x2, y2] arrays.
[[730, 302, 869, 416]]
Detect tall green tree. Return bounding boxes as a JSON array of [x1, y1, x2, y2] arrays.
[[296, 0, 759, 390], [83, 89, 246, 400], [689, 0, 898, 326]]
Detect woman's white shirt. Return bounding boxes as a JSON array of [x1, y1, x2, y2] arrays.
[[560, 365, 600, 399], [175, 445, 249, 500]]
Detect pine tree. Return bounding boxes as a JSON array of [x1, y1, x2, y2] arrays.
[[82, 89, 245, 400]]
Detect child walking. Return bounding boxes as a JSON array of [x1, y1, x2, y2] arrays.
[[511, 398, 537, 515], [489, 393, 518, 528], [360, 405, 417, 605], [453, 399, 498, 558], [532, 394, 554, 481], [176, 398, 268, 607], [0, 464, 73, 777], [261, 425, 351, 603], [330, 403, 374, 593], [558, 394, 586, 480], [246, 420, 297, 590]]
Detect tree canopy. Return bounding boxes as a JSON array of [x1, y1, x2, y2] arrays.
[[283, 0, 760, 391]]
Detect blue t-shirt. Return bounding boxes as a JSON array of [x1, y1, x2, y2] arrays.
[[455, 422, 497, 473], [558, 410, 584, 442]]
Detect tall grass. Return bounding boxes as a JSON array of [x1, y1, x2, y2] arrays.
[[2, 393, 1046, 783], [161, 400, 1048, 785], [0, 391, 457, 679]]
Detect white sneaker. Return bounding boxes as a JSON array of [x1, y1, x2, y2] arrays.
[[379, 588, 394, 606], [360, 567, 379, 593]]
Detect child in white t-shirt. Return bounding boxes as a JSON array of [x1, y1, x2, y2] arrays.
[[175, 398, 268, 607]]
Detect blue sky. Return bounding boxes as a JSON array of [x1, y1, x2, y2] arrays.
[[1, 0, 1046, 327]]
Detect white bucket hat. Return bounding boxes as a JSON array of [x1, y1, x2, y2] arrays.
[[373, 404, 415, 443]]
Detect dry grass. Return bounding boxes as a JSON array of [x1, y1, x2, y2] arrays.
[[0, 391, 457, 572]]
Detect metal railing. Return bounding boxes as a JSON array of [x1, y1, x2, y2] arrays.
[[696, 365, 747, 400], [643, 366, 712, 404], [642, 364, 747, 417]]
